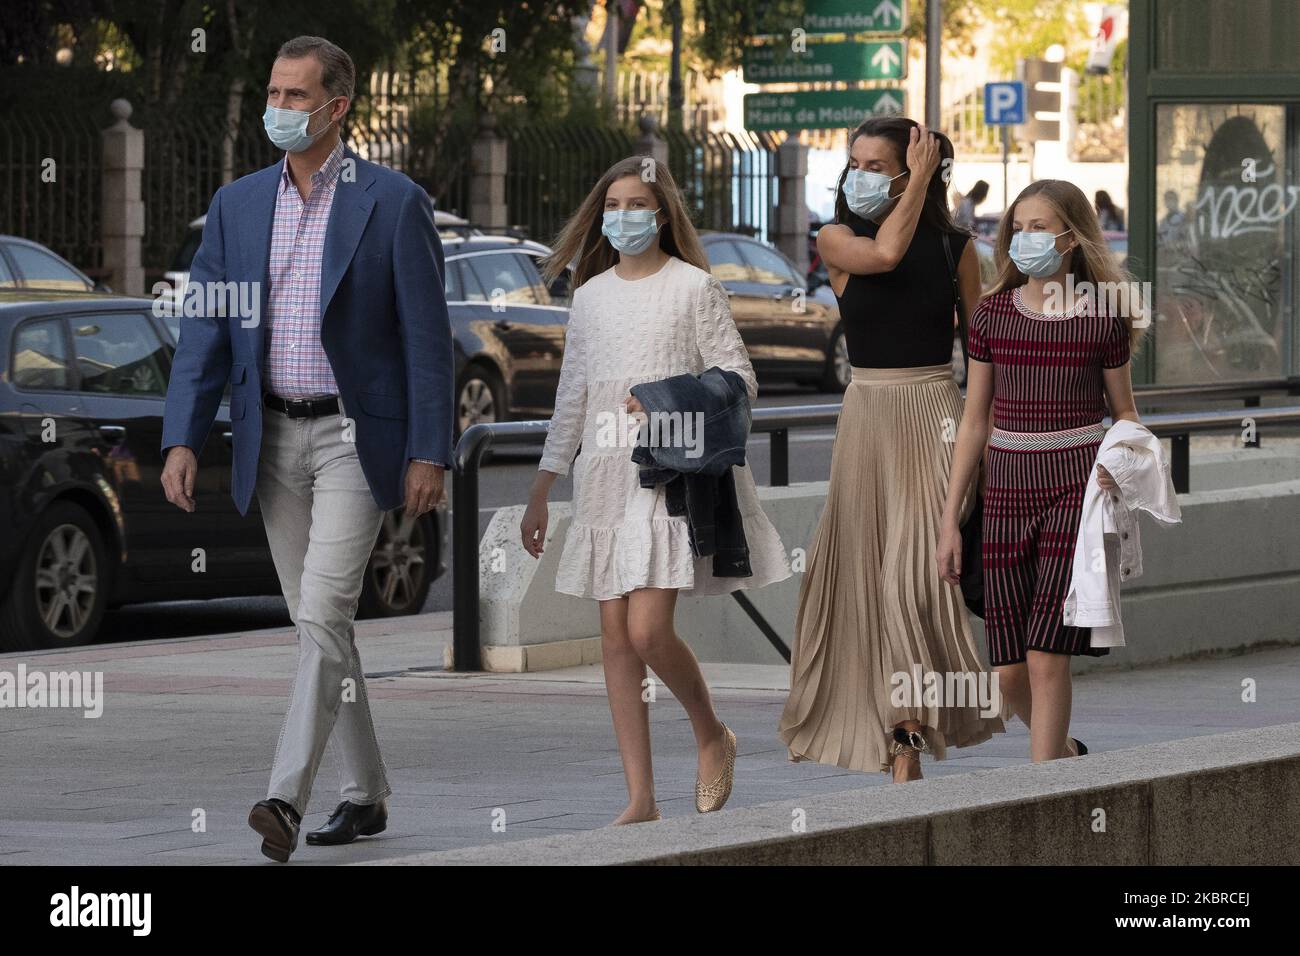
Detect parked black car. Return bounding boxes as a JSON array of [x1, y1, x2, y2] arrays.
[[699, 231, 847, 392], [0, 289, 446, 651]]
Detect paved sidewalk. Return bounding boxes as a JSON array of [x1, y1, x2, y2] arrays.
[[1, 614, 1297, 865]]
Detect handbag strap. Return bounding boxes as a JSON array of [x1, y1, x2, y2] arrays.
[[941, 231, 969, 374]]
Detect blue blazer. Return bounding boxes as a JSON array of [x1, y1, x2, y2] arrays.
[[161, 147, 455, 516]]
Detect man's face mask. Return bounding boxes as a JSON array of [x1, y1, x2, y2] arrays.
[[263, 97, 339, 153]]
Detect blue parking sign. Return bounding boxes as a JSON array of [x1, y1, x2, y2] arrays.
[[984, 81, 1026, 125]]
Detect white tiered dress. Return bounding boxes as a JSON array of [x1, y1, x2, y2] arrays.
[[539, 255, 793, 600]]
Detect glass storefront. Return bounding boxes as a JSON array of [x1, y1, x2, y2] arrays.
[[1130, 0, 1300, 386], [1152, 104, 1297, 383]]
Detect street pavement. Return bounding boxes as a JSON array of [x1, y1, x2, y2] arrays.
[[1, 613, 1297, 865]]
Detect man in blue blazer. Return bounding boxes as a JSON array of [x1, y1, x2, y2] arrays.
[[160, 36, 454, 862]]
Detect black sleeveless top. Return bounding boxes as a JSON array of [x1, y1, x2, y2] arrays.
[[835, 214, 970, 368]]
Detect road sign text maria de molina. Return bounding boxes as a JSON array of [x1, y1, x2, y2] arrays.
[[744, 90, 905, 132]]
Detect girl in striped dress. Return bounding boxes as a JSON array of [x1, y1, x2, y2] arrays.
[[936, 180, 1146, 762]]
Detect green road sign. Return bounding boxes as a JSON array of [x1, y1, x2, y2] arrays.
[[743, 40, 907, 83], [743, 89, 906, 132], [804, 0, 907, 35]]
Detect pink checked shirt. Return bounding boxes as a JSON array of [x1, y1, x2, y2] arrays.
[[264, 141, 345, 399]]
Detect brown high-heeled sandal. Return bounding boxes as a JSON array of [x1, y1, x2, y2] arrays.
[[888, 727, 930, 779]]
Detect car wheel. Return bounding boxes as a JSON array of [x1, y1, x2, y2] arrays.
[[456, 362, 506, 464], [820, 324, 851, 392], [357, 508, 435, 618], [0, 501, 110, 651], [456, 363, 505, 435]]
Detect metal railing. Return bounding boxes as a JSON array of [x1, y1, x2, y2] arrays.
[[450, 399, 1300, 672]]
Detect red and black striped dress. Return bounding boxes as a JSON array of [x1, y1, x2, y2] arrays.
[[967, 286, 1131, 666]]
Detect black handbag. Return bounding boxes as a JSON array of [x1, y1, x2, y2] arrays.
[[941, 231, 984, 619]]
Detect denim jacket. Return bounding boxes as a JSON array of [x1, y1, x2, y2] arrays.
[[629, 366, 752, 577]]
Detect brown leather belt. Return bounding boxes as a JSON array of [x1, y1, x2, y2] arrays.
[[263, 393, 340, 418]]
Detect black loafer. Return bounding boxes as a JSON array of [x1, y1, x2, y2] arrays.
[[306, 800, 388, 846], [248, 798, 301, 863], [1071, 737, 1089, 757]]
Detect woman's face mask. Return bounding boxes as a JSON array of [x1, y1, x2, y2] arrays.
[[263, 97, 338, 153], [842, 168, 908, 219], [1008, 228, 1072, 278], [601, 208, 661, 255]]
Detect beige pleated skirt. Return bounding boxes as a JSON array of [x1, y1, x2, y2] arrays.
[[777, 364, 1005, 772]]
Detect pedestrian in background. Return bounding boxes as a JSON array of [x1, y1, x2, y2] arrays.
[[1095, 189, 1125, 231], [955, 179, 990, 230]]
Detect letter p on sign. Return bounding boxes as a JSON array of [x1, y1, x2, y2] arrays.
[[984, 81, 1026, 125]]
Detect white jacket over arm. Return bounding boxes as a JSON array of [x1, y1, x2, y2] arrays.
[[1064, 420, 1183, 647]]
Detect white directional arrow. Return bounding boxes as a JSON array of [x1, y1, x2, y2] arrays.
[[873, 0, 902, 25], [874, 92, 903, 113], [870, 44, 901, 76]]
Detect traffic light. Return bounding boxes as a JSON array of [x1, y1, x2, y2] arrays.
[[1021, 57, 1063, 143]]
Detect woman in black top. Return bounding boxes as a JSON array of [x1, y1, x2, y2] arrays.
[[778, 117, 1003, 782]]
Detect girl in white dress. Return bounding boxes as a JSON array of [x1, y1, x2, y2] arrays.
[[522, 157, 792, 824]]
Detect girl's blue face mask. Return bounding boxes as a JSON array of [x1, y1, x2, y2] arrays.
[[842, 168, 907, 219], [1008, 228, 1072, 278], [263, 98, 338, 153], [602, 208, 661, 255]]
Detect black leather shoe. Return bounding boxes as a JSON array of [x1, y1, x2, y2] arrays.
[[248, 798, 301, 863], [306, 800, 388, 846], [1071, 737, 1089, 756]]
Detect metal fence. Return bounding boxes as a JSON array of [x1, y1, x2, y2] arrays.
[[502, 123, 779, 246], [664, 127, 781, 243], [1, 107, 777, 277], [504, 124, 637, 243], [613, 69, 728, 134], [0, 110, 104, 277]]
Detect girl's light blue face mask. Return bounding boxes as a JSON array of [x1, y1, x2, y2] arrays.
[[601, 208, 661, 255], [263, 98, 338, 153], [1008, 228, 1072, 278], [842, 168, 908, 219]]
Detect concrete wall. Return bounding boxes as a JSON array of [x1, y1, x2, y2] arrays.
[[479, 447, 1300, 672], [371, 722, 1300, 865]]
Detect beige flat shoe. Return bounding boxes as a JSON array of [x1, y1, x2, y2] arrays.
[[695, 724, 737, 813]]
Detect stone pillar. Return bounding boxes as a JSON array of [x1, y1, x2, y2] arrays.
[[774, 135, 809, 276], [468, 113, 508, 231], [101, 99, 145, 295], [634, 113, 669, 167]]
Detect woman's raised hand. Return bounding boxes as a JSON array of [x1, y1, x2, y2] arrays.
[[905, 123, 942, 183]]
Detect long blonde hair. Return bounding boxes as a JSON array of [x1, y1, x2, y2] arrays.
[[539, 156, 709, 288], [988, 179, 1146, 353]]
